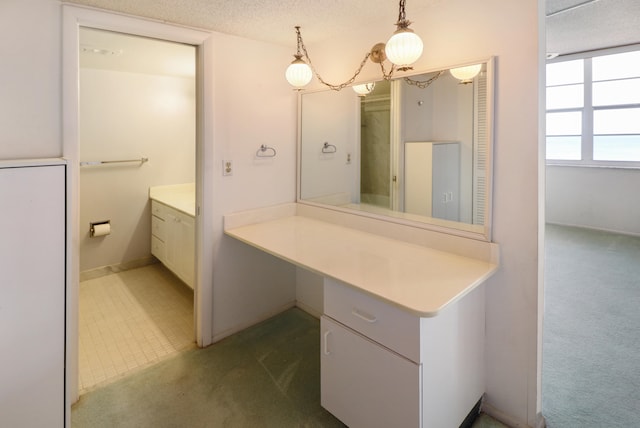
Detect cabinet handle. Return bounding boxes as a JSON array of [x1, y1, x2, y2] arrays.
[[323, 330, 331, 356], [351, 308, 377, 323]]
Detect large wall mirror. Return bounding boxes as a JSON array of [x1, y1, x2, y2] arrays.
[[298, 57, 494, 241]]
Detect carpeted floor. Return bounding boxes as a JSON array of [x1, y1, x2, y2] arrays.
[[72, 308, 507, 427], [543, 224, 640, 427]]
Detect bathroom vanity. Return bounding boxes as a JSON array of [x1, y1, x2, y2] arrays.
[[149, 184, 195, 289], [224, 203, 499, 427], [224, 57, 497, 427]]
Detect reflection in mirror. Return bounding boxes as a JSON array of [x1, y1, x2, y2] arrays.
[[299, 58, 493, 240]]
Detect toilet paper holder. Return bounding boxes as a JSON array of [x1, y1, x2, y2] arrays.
[[90, 220, 111, 238]]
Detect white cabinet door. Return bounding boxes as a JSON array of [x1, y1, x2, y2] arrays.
[[321, 316, 421, 428], [174, 211, 194, 288], [432, 142, 460, 221], [404, 142, 433, 217], [0, 163, 65, 428], [404, 141, 460, 222], [164, 209, 194, 289], [164, 210, 180, 273]]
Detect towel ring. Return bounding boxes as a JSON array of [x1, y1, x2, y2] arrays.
[[322, 142, 337, 154], [256, 145, 276, 158]]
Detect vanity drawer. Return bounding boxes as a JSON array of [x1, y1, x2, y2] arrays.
[[151, 200, 167, 219], [151, 215, 166, 241], [324, 278, 421, 363], [151, 235, 165, 260]]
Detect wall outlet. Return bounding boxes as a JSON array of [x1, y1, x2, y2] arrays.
[[223, 160, 233, 176]]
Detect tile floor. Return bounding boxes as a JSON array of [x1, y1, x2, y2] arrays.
[[78, 263, 195, 394]]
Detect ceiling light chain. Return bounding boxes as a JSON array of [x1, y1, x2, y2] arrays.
[[378, 60, 396, 81], [395, 0, 411, 30], [404, 70, 444, 89], [296, 27, 373, 91], [285, 0, 423, 91]]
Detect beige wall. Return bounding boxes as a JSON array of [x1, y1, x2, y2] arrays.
[[0, 0, 62, 159], [547, 165, 640, 235], [79, 68, 196, 271], [209, 31, 299, 339]]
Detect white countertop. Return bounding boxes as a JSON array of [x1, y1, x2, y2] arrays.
[[225, 215, 498, 317], [149, 183, 195, 216]]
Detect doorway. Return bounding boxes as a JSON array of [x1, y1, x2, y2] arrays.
[[76, 27, 196, 394], [62, 5, 215, 418]]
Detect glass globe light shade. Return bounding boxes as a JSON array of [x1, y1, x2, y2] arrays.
[[385, 29, 423, 67], [450, 64, 482, 83], [285, 57, 313, 88], [352, 82, 375, 96]]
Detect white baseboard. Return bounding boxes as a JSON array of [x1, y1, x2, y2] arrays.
[[210, 300, 296, 344], [295, 300, 321, 319], [79, 256, 157, 281]]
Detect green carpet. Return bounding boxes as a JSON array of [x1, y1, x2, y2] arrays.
[[72, 308, 507, 427], [543, 224, 640, 427], [72, 309, 342, 427]]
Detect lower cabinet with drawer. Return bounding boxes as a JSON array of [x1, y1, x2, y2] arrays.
[[321, 316, 421, 427], [151, 200, 195, 289], [321, 278, 486, 428]]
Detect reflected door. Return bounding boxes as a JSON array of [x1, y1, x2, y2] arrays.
[[360, 83, 391, 208]]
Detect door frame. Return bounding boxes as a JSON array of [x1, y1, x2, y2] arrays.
[[62, 4, 214, 422]]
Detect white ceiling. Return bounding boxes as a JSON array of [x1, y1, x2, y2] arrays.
[[546, 0, 640, 55], [68, 0, 439, 47], [70, 0, 640, 65]]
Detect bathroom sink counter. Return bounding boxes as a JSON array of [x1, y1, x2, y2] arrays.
[[149, 183, 195, 216], [225, 209, 498, 317]]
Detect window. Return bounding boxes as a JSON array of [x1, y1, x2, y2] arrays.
[[546, 47, 640, 166]]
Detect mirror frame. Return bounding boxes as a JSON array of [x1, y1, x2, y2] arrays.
[[296, 56, 495, 242]]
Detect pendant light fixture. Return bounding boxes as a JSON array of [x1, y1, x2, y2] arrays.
[[285, 0, 423, 91], [384, 0, 424, 70], [284, 27, 313, 89], [352, 82, 376, 96], [449, 64, 482, 84]]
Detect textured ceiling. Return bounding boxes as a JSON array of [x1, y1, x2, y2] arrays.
[[66, 0, 439, 47], [546, 0, 640, 55], [68, 0, 640, 57]]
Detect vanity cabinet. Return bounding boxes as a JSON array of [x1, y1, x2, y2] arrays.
[[223, 208, 498, 428], [151, 200, 194, 288], [321, 277, 485, 428]]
